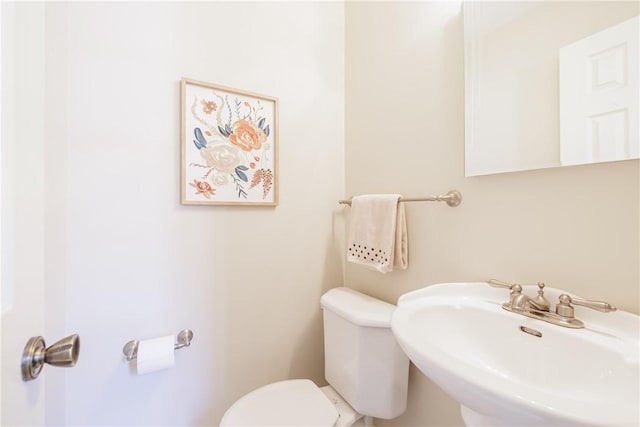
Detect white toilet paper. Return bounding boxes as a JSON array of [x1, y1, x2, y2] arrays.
[[135, 335, 175, 375]]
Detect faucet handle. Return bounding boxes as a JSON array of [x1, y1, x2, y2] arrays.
[[486, 279, 521, 291], [569, 295, 616, 312], [556, 294, 617, 318], [486, 279, 524, 308]]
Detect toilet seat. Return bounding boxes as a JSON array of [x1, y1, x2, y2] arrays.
[[220, 379, 339, 427]]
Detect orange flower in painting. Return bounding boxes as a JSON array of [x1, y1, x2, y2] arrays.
[[189, 179, 215, 199], [201, 100, 217, 115], [228, 120, 266, 152]]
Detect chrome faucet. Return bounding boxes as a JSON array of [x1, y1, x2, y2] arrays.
[[486, 279, 616, 329]]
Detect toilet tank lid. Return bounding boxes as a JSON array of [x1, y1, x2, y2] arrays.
[[321, 287, 396, 328]]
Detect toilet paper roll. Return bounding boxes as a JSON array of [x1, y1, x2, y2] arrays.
[[135, 335, 175, 375]]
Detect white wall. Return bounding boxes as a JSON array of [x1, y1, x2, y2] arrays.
[[41, 2, 344, 425], [345, 2, 639, 426]]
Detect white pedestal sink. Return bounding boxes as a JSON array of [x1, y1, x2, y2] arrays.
[[391, 283, 639, 426]]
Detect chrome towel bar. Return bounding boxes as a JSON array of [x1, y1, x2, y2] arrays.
[[339, 190, 462, 207], [122, 329, 193, 361]]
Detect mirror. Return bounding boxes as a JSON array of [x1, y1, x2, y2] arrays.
[[464, 1, 639, 177]]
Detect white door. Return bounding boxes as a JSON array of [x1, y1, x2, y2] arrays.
[[2, 3, 65, 425], [559, 16, 639, 166]]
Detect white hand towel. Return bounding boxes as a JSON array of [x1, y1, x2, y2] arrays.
[[347, 194, 408, 274]]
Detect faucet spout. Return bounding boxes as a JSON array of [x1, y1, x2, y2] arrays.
[[510, 292, 531, 310]]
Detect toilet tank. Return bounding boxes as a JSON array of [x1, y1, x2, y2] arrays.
[[320, 287, 409, 419]]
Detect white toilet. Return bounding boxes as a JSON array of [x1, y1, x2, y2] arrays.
[[220, 287, 410, 427]]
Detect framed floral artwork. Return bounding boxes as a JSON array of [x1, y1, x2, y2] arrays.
[[180, 78, 278, 206]]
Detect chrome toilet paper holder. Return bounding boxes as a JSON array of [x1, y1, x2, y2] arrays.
[[123, 329, 193, 361]]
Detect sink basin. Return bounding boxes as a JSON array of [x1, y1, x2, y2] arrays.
[[391, 283, 639, 426]]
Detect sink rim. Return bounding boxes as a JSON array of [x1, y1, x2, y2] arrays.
[[391, 282, 640, 426]]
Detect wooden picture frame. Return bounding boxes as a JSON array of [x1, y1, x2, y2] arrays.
[[181, 78, 278, 206]]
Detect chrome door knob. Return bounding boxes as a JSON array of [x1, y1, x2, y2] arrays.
[[21, 334, 80, 381]]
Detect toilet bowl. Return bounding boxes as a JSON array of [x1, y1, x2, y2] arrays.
[[220, 379, 365, 427], [220, 287, 410, 427]]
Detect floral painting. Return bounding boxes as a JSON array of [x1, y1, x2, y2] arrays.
[[181, 78, 278, 206]]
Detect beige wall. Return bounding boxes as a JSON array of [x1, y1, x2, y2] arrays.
[[345, 2, 639, 426]]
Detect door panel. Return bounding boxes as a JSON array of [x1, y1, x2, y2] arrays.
[[560, 16, 639, 165]]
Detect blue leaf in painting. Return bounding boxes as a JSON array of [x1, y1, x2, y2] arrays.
[[193, 128, 207, 149], [218, 125, 228, 137], [225, 124, 233, 135], [235, 168, 248, 182], [257, 118, 266, 129], [264, 125, 270, 137], [236, 165, 249, 171]]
